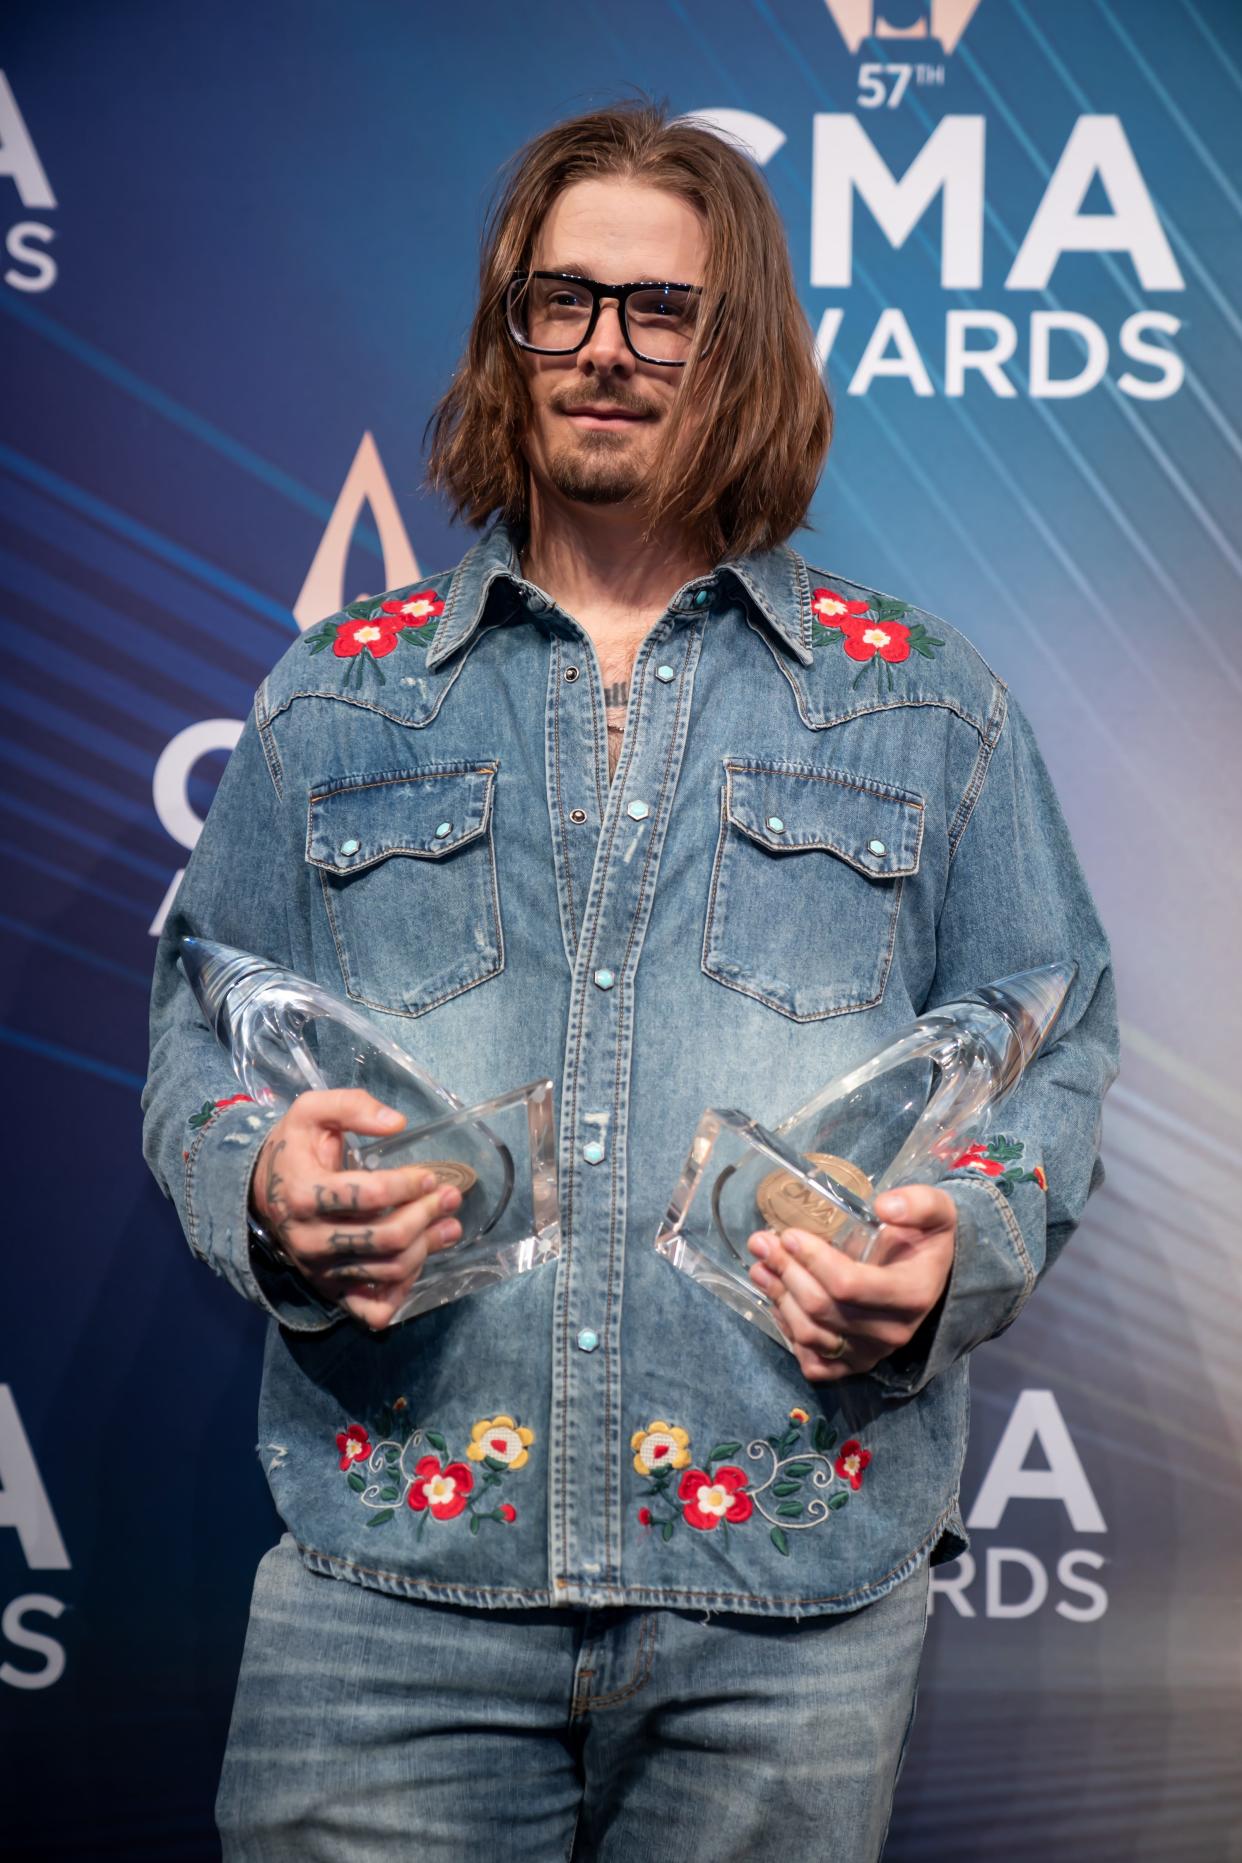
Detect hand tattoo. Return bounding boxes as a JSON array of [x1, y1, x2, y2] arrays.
[[313, 1182, 363, 1217], [324, 1229, 378, 1257]]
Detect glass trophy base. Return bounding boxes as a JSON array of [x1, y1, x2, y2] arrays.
[[653, 964, 1076, 1346], [351, 1078, 560, 1323], [653, 1107, 884, 1353], [178, 938, 562, 1324]]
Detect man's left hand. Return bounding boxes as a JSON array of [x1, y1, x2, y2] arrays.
[[746, 1186, 957, 1383]]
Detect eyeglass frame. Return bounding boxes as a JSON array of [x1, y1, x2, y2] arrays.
[[505, 269, 704, 368]]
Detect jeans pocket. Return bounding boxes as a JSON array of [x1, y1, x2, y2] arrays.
[[702, 757, 923, 1021], [307, 760, 503, 1017]]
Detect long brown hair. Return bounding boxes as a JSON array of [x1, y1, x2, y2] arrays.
[[425, 101, 832, 560]]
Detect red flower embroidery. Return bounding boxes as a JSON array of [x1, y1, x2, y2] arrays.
[[951, 1142, 1006, 1177], [333, 615, 404, 660], [407, 1455, 474, 1520], [336, 1424, 371, 1472], [498, 1502, 517, 1523], [381, 592, 445, 629], [678, 1465, 754, 1531], [842, 619, 912, 664], [812, 586, 870, 629], [638, 1506, 652, 1526], [835, 1440, 872, 1490], [1032, 1164, 1048, 1191], [215, 1093, 253, 1111]]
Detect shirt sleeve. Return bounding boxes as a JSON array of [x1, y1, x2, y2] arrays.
[[140, 698, 339, 1333], [869, 687, 1120, 1398]]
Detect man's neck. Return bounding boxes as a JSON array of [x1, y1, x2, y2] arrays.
[[520, 485, 712, 642]]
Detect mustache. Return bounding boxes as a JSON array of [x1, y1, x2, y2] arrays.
[[550, 386, 658, 419]]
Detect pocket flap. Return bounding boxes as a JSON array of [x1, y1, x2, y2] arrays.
[[307, 763, 497, 875], [723, 761, 923, 878]]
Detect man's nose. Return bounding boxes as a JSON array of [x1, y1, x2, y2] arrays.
[[576, 298, 633, 376]]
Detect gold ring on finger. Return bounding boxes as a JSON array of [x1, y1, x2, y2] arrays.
[[817, 1332, 848, 1361]]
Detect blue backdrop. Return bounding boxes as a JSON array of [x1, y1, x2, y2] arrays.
[[2, 2, 1240, 1855]]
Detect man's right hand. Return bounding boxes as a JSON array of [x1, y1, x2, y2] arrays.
[[248, 1089, 464, 1331]]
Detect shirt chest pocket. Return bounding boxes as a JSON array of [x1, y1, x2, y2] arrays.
[[701, 758, 923, 1022], [307, 762, 503, 1018]]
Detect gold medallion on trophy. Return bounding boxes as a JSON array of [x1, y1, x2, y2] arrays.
[[756, 1152, 874, 1241], [417, 1158, 478, 1196]]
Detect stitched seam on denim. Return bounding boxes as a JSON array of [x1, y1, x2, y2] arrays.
[[964, 1173, 1037, 1322], [295, 1540, 551, 1598], [306, 765, 496, 871], [576, 1609, 658, 1713], [296, 1503, 953, 1608], [318, 862, 502, 1019], [725, 758, 925, 807], [597, 653, 650, 1581], [583, 646, 606, 820], [183, 1119, 211, 1261], [723, 763, 924, 875], [603, 645, 694, 1580], [425, 562, 498, 666], [551, 642, 579, 953], [263, 664, 466, 731], [947, 687, 1007, 858], [255, 683, 285, 800], [310, 761, 499, 801]]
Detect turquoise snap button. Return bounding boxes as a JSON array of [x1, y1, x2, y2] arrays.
[[655, 664, 675, 682], [766, 816, 785, 834], [339, 838, 360, 856], [626, 799, 650, 821], [583, 1140, 605, 1165], [577, 1328, 600, 1352], [694, 589, 710, 607], [593, 967, 616, 991], [868, 838, 886, 855], [434, 821, 452, 838]]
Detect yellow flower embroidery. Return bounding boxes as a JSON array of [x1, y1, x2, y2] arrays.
[[789, 1407, 810, 1424], [466, 1414, 534, 1469], [631, 1419, 691, 1478]]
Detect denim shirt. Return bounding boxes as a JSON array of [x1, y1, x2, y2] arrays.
[[143, 517, 1119, 1618]]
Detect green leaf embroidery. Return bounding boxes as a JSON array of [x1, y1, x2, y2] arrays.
[[347, 1471, 366, 1493], [483, 1455, 509, 1473], [366, 1508, 395, 1528], [661, 1520, 675, 1543], [772, 1480, 802, 1497], [813, 1419, 837, 1454], [770, 1526, 790, 1556], [776, 1502, 803, 1519], [706, 1441, 742, 1462], [469, 1514, 480, 1535], [424, 1430, 447, 1454], [379, 1486, 400, 1503], [784, 1461, 813, 1479], [828, 1491, 850, 1510]]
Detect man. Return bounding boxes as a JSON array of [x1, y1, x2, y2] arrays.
[[143, 102, 1118, 1859]]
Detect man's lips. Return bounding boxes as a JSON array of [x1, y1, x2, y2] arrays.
[[558, 403, 652, 427]]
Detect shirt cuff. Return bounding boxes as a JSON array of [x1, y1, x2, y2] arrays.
[[183, 1100, 341, 1334], [868, 1173, 1039, 1398]]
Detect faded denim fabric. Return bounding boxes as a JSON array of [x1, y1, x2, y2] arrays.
[[215, 1533, 931, 1861], [142, 517, 1119, 1618]]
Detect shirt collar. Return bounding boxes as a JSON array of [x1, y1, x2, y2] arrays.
[[425, 517, 814, 671]]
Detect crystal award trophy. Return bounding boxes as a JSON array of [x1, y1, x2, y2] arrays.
[[179, 938, 560, 1321], [653, 963, 1075, 1349]]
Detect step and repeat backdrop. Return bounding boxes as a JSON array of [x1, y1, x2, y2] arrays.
[[2, 3, 1239, 1856]]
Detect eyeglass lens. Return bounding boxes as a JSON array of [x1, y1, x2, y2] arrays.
[[509, 277, 697, 361]]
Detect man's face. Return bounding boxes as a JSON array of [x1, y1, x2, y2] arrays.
[[517, 178, 709, 510]]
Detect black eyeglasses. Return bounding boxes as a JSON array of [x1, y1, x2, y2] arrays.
[[506, 270, 702, 366]]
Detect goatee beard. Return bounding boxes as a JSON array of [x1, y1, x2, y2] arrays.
[[546, 433, 644, 506]]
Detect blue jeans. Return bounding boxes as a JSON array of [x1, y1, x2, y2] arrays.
[[217, 1536, 930, 1860]]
